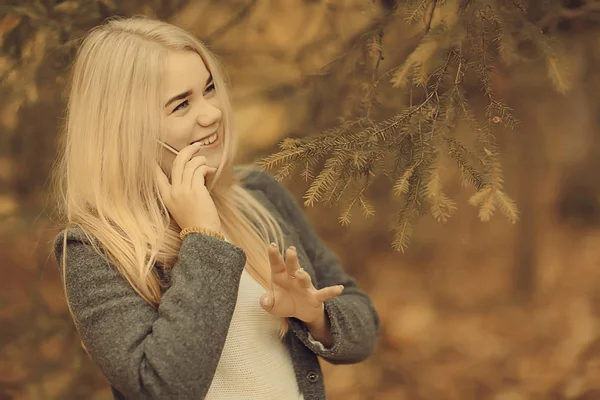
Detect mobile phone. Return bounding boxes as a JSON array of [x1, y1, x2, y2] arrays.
[[157, 139, 179, 156]]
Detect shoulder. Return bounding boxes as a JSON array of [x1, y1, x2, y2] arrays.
[[53, 225, 104, 267], [233, 164, 306, 222], [53, 225, 98, 249], [54, 226, 90, 251], [233, 164, 285, 195]]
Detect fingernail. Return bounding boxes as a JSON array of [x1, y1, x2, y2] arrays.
[[339, 285, 344, 290], [270, 242, 277, 248], [262, 296, 270, 306], [290, 246, 296, 251]]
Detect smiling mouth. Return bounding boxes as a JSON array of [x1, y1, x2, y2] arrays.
[[190, 132, 218, 147]]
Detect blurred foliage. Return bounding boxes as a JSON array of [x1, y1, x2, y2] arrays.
[[3, 0, 600, 399]]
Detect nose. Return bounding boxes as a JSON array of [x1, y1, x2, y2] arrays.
[[196, 101, 222, 127]]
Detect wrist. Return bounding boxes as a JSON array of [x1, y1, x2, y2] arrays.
[[180, 226, 224, 241], [304, 303, 326, 327], [304, 304, 334, 347]]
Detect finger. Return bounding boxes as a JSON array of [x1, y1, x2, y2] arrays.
[[285, 246, 300, 277], [171, 143, 203, 189], [315, 285, 344, 303], [295, 268, 312, 289], [268, 243, 285, 274], [183, 158, 205, 190], [181, 155, 207, 190], [155, 164, 172, 207], [260, 290, 275, 313], [192, 164, 217, 189]]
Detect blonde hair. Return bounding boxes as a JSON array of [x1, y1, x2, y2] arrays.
[[49, 15, 289, 342]]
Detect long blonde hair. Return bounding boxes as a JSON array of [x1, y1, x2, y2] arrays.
[[49, 15, 289, 339]]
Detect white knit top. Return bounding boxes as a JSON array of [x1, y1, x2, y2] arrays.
[[204, 236, 305, 400]]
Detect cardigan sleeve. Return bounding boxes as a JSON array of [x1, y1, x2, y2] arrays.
[[53, 228, 247, 400], [251, 168, 381, 364]]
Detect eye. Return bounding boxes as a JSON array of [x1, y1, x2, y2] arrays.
[[173, 100, 189, 112], [204, 83, 215, 95]]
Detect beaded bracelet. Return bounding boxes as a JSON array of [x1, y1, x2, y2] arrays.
[[179, 226, 225, 241]]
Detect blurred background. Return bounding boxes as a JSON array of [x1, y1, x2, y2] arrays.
[[2, 0, 600, 399]]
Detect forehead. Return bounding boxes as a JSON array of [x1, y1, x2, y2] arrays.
[[163, 50, 209, 93]]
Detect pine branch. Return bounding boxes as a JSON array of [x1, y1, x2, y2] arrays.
[[303, 153, 344, 207], [424, 165, 457, 223], [394, 164, 415, 195], [257, 144, 310, 171], [444, 137, 486, 190], [393, 177, 421, 252], [403, 0, 432, 24], [300, 159, 316, 182], [391, 23, 450, 89], [469, 186, 496, 222], [339, 176, 375, 226], [325, 170, 352, 206], [495, 187, 519, 223], [257, 0, 577, 251], [272, 162, 297, 181]]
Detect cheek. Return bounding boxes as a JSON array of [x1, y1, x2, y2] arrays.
[[167, 116, 197, 142]]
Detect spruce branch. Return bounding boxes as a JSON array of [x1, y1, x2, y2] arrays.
[[393, 177, 421, 252], [444, 137, 486, 189], [303, 153, 345, 207], [403, 0, 432, 24], [339, 174, 376, 226], [258, 0, 575, 251], [391, 23, 450, 89]]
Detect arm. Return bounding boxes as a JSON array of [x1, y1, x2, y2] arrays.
[[253, 168, 381, 364], [54, 229, 246, 399]]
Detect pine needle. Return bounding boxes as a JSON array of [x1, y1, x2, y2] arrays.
[[359, 195, 376, 217], [391, 29, 442, 88], [392, 179, 421, 252], [304, 156, 342, 207], [478, 195, 496, 222], [468, 186, 492, 208], [425, 169, 443, 198], [430, 194, 457, 223], [495, 189, 519, 223], [403, 0, 432, 23], [300, 160, 315, 182], [394, 166, 415, 196], [338, 182, 373, 226]]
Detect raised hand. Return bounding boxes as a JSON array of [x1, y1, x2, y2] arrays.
[[259, 243, 344, 324]]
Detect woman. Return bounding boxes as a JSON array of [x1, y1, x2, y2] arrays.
[[51, 15, 379, 400]]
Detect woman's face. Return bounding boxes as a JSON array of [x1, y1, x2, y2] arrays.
[[160, 50, 224, 177]]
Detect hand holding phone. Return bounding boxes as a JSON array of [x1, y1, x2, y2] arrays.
[[155, 141, 221, 233]]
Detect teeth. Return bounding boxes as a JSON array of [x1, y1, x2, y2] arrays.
[[194, 132, 218, 146]]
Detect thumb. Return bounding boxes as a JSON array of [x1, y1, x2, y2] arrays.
[[260, 293, 274, 312]]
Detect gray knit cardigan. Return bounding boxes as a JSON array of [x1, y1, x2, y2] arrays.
[[53, 166, 380, 400]]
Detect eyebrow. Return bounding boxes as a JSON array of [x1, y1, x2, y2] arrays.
[[164, 73, 214, 109]]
